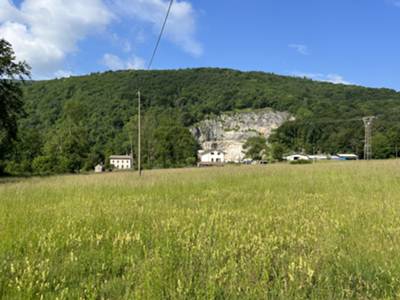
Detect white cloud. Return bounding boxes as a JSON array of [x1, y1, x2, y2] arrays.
[[54, 70, 74, 78], [289, 44, 310, 55], [0, 0, 20, 22], [102, 53, 145, 70], [0, 0, 113, 78], [292, 72, 351, 85], [0, 0, 202, 78], [114, 0, 203, 57]]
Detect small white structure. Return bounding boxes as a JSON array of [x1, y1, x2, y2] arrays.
[[337, 153, 358, 160], [308, 155, 328, 161], [330, 155, 341, 160], [198, 150, 225, 164], [285, 154, 310, 161], [94, 164, 103, 173], [242, 158, 253, 165], [110, 155, 133, 170]]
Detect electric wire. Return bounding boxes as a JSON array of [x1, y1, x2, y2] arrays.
[[289, 114, 400, 126], [136, 0, 174, 176], [147, 0, 174, 70], [286, 117, 364, 126]]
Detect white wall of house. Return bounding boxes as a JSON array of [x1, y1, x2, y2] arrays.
[[337, 154, 358, 160], [94, 164, 103, 173], [110, 157, 132, 169], [285, 154, 310, 161], [199, 151, 225, 163], [308, 155, 328, 160]]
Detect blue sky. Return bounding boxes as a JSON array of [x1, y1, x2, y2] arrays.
[[1, 0, 400, 90]]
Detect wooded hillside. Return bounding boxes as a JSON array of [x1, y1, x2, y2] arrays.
[[5, 68, 400, 174]]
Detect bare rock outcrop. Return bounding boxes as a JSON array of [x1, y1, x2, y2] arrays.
[[191, 109, 293, 162]]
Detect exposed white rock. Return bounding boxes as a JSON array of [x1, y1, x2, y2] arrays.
[[191, 109, 293, 162]]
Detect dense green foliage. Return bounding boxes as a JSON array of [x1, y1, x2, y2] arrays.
[[243, 136, 268, 160], [4, 68, 400, 174], [289, 159, 313, 165], [2, 161, 400, 298], [120, 108, 198, 169], [0, 39, 30, 174]]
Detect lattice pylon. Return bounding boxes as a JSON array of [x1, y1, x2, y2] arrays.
[[363, 116, 375, 160]]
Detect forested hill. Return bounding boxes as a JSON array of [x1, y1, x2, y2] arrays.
[[23, 68, 400, 127], [7, 68, 400, 174]]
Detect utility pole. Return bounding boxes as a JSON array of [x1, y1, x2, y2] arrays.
[[312, 146, 316, 164], [129, 130, 133, 164], [363, 116, 375, 160], [138, 90, 142, 176]]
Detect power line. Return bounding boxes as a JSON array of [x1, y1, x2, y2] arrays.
[[147, 0, 174, 70], [287, 115, 400, 126], [137, 0, 174, 176], [287, 117, 364, 126]]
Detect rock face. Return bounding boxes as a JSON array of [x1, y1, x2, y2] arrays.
[[191, 109, 293, 162]]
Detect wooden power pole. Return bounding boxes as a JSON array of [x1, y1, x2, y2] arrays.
[[138, 90, 142, 176]]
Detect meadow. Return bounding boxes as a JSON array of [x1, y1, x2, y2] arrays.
[[1, 161, 400, 299]]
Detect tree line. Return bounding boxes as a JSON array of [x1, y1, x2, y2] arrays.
[[2, 39, 400, 175]]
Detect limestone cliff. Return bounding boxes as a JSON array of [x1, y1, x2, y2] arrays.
[[191, 109, 293, 162]]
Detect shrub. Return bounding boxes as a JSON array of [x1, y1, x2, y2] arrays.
[[289, 159, 312, 165]]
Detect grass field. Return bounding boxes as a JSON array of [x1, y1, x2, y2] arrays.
[[1, 161, 400, 299]]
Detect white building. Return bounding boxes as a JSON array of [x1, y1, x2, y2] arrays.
[[110, 155, 133, 170], [285, 154, 310, 161], [198, 150, 225, 164], [308, 155, 328, 161], [330, 155, 341, 160], [94, 164, 103, 173], [337, 153, 358, 160]]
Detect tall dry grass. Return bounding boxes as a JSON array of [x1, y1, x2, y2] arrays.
[[1, 161, 400, 299]]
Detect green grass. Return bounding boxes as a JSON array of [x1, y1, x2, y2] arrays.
[[1, 161, 400, 299]]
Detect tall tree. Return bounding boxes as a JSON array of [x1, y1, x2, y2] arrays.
[[121, 108, 198, 170], [0, 39, 30, 173], [243, 136, 269, 161], [32, 101, 91, 174]]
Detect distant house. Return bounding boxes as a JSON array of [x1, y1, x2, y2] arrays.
[[110, 155, 133, 170], [242, 158, 253, 165], [94, 164, 103, 173], [329, 155, 338, 160], [308, 155, 328, 161], [198, 150, 225, 165], [337, 153, 358, 160], [285, 154, 310, 161]]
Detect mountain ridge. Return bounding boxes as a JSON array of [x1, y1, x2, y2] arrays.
[[5, 67, 400, 174]]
